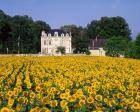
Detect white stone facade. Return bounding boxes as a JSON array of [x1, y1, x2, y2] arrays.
[[41, 30, 72, 55], [90, 48, 106, 56]]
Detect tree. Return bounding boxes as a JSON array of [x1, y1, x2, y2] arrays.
[[87, 16, 131, 40], [125, 41, 137, 58], [56, 46, 65, 55], [104, 36, 129, 57], [60, 25, 89, 53], [85, 49, 91, 55], [10, 15, 50, 53], [135, 33, 140, 58], [30, 20, 50, 53], [10, 15, 34, 53], [0, 10, 12, 53], [0, 9, 50, 54], [87, 20, 100, 38]]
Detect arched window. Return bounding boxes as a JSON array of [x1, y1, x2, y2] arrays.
[[44, 40, 46, 45], [54, 32, 58, 37], [66, 33, 69, 37], [49, 40, 51, 45], [61, 33, 64, 37]]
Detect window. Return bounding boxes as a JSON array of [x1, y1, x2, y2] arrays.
[[61, 33, 64, 37], [54, 32, 58, 37], [66, 33, 69, 37], [44, 40, 46, 45], [49, 40, 51, 45]]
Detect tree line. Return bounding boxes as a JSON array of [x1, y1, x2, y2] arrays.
[[0, 10, 50, 54], [0, 9, 140, 58]]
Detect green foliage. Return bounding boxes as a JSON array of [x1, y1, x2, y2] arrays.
[[61, 25, 90, 53], [85, 49, 91, 55], [0, 9, 138, 58], [135, 33, 140, 58], [0, 9, 50, 54], [0, 41, 2, 49], [104, 36, 129, 57], [56, 46, 65, 54], [87, 16, 131, 40], [125, 41, 137, 58]]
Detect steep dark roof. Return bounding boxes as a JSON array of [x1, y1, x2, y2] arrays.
[[89, 38, 106, 49], [47, 29, 70, 36]]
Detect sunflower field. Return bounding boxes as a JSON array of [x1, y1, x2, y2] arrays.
[[0, 56, 140, 112]]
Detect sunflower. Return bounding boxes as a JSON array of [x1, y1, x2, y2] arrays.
[[39, 108, 51, 112], [29, 108, 36, 112], [36, 86, 41, 93], [60, 86, 65, 91], [68, 95, 76, 102], [60, 93, 65, 100], [116, 109, 126, 112], [87, 96, 94, 104], [49, 100, 58, 107], [95, 94, 102, 102], [0, 107, 11, 112], [65, 89, 70, 94], [30, 92, 36, 99], [0, 92, 3, 97], [108, 99, 116, 107], [60, 100, 68, 109], [50, 87, 57, 92], [79, 99, 85, 107], [126, 98, 134, 105], [42, 96, 49, 104], [13, 89, 19, 97], [22, 91, 28, 97], [18, 97, 26, 104], [63, 93, 70, 100], [80, 95, 86, 101], [131, 102, 140, 110], [31, 107, 40, 112], [103, 98, 108, 104], [117, 93, 124, 99], [7, 91, 13, 97], [63, 106, 69, 112], [7, 98, 14, 108]]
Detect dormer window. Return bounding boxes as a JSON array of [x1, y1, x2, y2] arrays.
[[61, 33, 64, 37], [66, 33, 69, 37], [48, 33, 51, 37], [42, 31, 46, 37], [54, 32, 58, 37]]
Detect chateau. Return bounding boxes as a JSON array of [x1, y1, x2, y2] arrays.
[[41, 29, 72, 55]]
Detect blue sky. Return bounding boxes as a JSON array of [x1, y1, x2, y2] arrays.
[[0, 0, 140, 38]]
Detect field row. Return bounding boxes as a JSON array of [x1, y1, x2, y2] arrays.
[[0, 56, 140, 112]]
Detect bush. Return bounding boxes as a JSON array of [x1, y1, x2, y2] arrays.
[[85, 49, 91, 55]]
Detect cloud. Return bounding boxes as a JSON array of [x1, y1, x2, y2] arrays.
[[111, 0, 120, 9]]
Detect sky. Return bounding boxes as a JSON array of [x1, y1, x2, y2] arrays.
[[0, 0, 140, 39]]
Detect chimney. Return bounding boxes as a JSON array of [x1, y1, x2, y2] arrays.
[[93, 40, 94, 49], [96, 36, 98, 41], [70, 32, 72, 37]]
